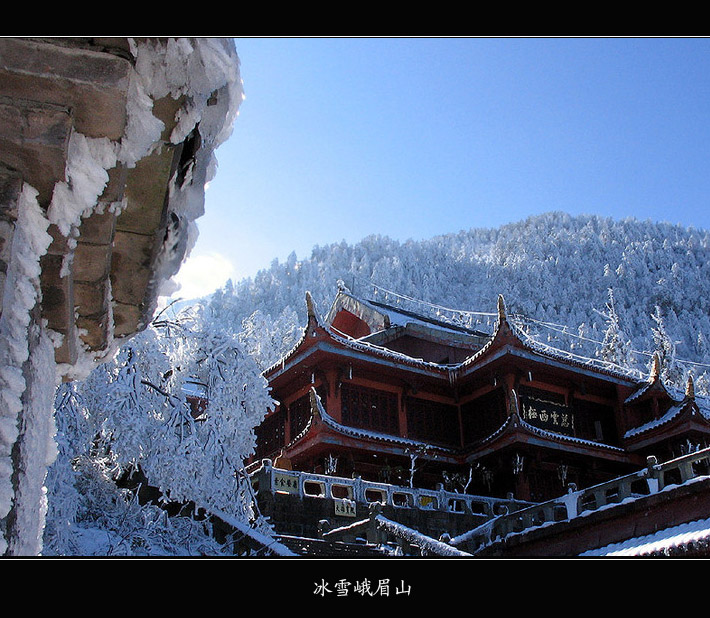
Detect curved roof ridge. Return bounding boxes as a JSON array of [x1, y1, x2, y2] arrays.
[[455, 294, 643, 385], [265, 290, 646, 391], [262, 291, 328, 376], [624, 393, 710, 440]]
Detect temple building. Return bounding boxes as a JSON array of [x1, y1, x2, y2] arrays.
[[253, 285, 710, 504]]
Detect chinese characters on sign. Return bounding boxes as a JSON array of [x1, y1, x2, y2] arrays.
[[314, 579, 411, 597], [519, 395, 575, 436], [273, 471, 299, 494]]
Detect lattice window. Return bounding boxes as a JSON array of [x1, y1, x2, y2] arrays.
[[406, 397, 460, 446], [341, 383, 399, 436], [255, 408, 286, 459]]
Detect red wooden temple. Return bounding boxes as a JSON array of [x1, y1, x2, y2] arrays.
[[252, 286, 710, 503]]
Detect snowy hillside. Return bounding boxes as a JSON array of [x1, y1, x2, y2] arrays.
[[210, 211, 710, 391]]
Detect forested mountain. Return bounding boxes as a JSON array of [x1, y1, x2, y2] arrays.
[[213, 211, 710, 391]]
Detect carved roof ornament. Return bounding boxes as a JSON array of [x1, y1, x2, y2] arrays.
[[306, 290, 316, 320], [309, 386, 323, 421], [497, 294, 507, 323], [508, 388, 520, 419], [686, 374, 695, 399], [649, 352, 661, 382]]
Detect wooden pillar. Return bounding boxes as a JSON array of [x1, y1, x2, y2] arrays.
[[327, 367, 342, 423], [281, 401, 291, 446], [514, 472, 533, 502], [503, 372, 517, 420], [398, 388, 408, 438]]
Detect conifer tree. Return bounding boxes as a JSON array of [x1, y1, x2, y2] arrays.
[[651, 305, 683, 387], [597, 288, 633, 368]]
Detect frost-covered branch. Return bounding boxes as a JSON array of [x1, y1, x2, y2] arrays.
[[45, 301, 276, 555]]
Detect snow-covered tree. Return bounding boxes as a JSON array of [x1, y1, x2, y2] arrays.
[[44, 301, 276, 555], [651, 304, 683, 386], [239, 307, 302, 370], [44, 383, 232, 557], [211, 213, 710, 383], [597, 288, 633, 368]]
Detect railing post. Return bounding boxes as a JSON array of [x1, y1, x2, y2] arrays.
[[646, 455, 661, 493], [593, 489, 606, 510], [679, 460, 695, 484], [262, 458, 274, 492], [367, 503, 384, 545], [317, 519, 331, 539], [436, 483, 446, 512], [540, 504, 554, 524], [562, 483, 578, 519], [617, 478, 632, 501], [353, 476, 363, 503]]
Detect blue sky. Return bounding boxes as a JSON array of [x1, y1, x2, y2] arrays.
[[173, 37, 710, 300]]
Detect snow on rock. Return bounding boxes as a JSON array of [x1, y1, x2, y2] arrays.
[[0, 185, 53, 553], [124, 37, 243, 301], [2, 37, 243, 555], [46, 133, 117, 241], [6, 326, 57, 555]]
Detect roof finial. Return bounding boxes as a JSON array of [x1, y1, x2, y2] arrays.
[[309, 386, 323, 419], [649, 352, 661, 381], [497, 294, 507, 322], [306, 290, 316, 319], [508, 388, 519, 418], [686, 374, 695, 399]]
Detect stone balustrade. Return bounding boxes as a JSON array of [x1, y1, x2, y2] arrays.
[[248, 458, 533, 519], [452, 446, 710, 553]]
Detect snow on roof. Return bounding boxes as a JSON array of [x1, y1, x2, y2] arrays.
[[623, 398, 710, 439], [579, 516, 710, 556], [263, 291, 460, 378], [446, 295, 643, 390], [330, 284, 495, 336], [364, 297, 490, 337], [624, 370, 672, 404], [624, 380, 657, 404], [329, 289, 646, 387], [507, 316, 644, 383], [326, 322, 456, 372], [333, 287, 647, 381], [267, 287, 661, 408]]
